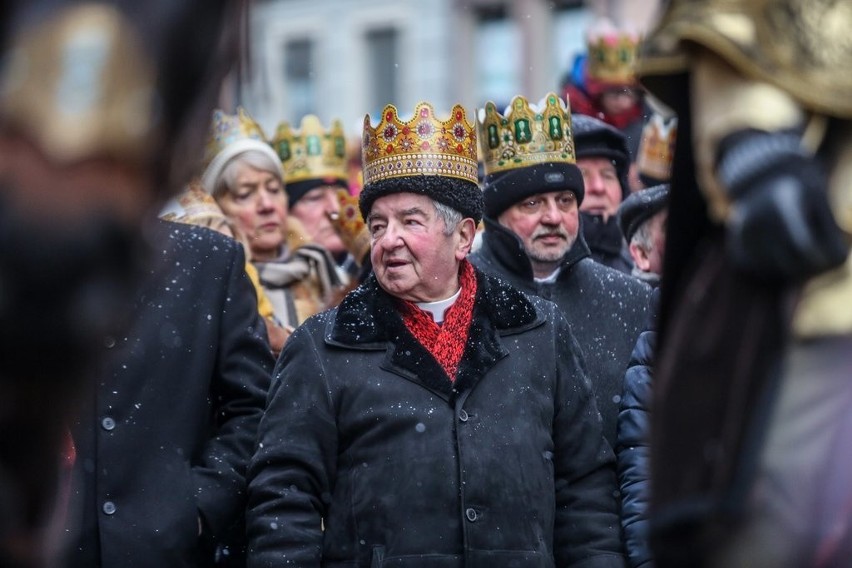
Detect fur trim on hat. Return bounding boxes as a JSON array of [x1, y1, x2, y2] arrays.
[[482, 162, 585, 219], [359, 176, 483, 224]]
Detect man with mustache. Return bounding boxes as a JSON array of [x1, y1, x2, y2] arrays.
[[469, 93, 651, 450]]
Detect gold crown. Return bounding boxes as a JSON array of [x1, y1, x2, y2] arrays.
[[272, 115, 348, 184], [203, 107, 269, 169], [587, 33, 639, 85], [477, 93, 576, 175], [330, 189, 370, 264], [637, 114, 677, 181], [361, 102, 478, 185]]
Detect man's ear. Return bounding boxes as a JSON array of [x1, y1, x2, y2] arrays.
[[628, 241, 651, 272], [455, 218, 477, 260]]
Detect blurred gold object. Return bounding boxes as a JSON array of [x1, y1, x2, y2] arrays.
[[638, 0, 852, 118], [329, 189, 370, 265], [0, 3, 157, 165]]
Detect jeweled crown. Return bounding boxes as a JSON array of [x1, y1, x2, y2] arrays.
[[272, 115, 348, 184], [361, 102, 478, 186], [477, 92, 576, 175], [203, 107, 268, 170], [637, 113, 677, 182], [586, 23, 640, 85]]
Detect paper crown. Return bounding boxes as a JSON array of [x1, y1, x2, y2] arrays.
[[200, 107, 282, 193], [203, 107, 269, 168], [272, 115, 348, 184], [586, 20, 640, 86], [0, 4, 157, 165], [477, 93, 576, 175], [361, 102, 478, 186], [330, 189, 370, 264], [637, 114, 677, 182]]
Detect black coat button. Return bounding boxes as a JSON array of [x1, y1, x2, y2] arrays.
[[102, 501, 116, 515], [459, 409, 469, 422], [101, 417, 116, 431], [465, 507, 477, 522]]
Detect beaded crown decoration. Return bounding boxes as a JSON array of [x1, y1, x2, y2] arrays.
[[272, 115, 348, 184], [637, 113, 677, 181], [477, 92, 576, 175], [586, 21, 640, 86], [361, 102, 478, 186], [202, 107, 269, 170]]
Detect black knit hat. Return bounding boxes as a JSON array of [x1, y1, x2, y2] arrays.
[[287, 177, 348, 207], [482, 162, 585, 219], [572, 114, 631, 198], [617, 183, 670, 242], [359, 175, 484, 224]]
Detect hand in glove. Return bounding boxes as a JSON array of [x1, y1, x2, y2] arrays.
[[717, 129, 848, 281]]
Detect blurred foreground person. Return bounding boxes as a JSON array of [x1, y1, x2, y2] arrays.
[[637, 1, 852, 566], [0, 1, 241, 566], [246, 102, 625, 568]]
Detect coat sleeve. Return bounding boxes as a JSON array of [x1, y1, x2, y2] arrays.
[[551, 308, 627, 568], [616, 288, 659, 568], [246, 320, 338, 568], [191, 242, 275, 537]]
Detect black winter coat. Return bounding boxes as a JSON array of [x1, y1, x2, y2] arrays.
[[246, 267, 626, 568], [616, 288, 659, 568], [65, 222, 274, 567], [469, 219, 650, 449], [580, 213, 634, 275]]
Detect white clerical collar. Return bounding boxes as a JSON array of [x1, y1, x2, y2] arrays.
[[416, 288, 461, 324], [534, 266, 561, 284]]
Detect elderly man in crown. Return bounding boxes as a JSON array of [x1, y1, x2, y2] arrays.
[[245, 101, 626, 568]]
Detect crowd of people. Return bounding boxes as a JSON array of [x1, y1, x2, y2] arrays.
[[1, 1, 851, 567]]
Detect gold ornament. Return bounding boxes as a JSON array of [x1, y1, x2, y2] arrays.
[[637, 114, 677, 182]]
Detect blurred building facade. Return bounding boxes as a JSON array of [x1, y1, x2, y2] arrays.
[[242, 0, 591, 135]]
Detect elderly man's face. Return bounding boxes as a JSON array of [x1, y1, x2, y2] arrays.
[[290, 186, 345, 255], [498, 190, 578, 279], [629, 209, 668, 276], [217, 163, 288, 262], [578, 156, 623, 220], [367, 192, 473, 302]]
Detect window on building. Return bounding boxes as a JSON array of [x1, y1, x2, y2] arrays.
[[366, 27, 398, 114], [285, 37, 315, 122], [474, 6, 519, 109]]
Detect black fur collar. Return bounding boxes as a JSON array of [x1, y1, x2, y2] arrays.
[[326, 266, 542, 398]]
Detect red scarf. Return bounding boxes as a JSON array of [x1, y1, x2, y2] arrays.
[[398, 260, 477, 382]]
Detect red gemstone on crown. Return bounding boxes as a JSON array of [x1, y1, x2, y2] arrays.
[[385, 111, 394, 121], [383, 124, 398, 141], [420, 141, 431, 151], [453, 124, 466, 140], [420, 108, 430, 118], [385, 144, 394, 154], [456, 144, 464, 153]]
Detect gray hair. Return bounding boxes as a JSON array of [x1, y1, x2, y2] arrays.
[[630, 218, 654, 252], [433, 200, 463, 236], [214, 150, 284, 198]]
